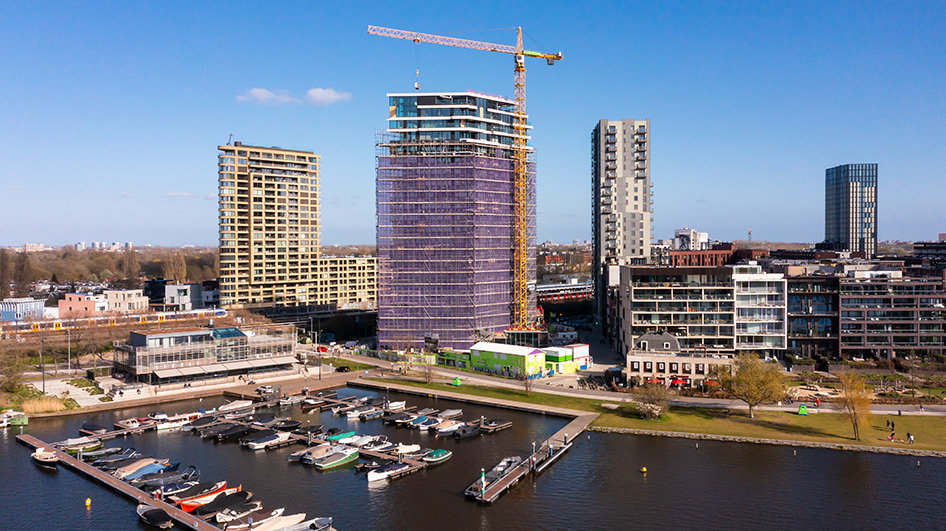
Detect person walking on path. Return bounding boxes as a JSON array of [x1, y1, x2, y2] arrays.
[[909, 433, 915, 445], [886, 419, 890, 430], [891, 420, 896, 431]]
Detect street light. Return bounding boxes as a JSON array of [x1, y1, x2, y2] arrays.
[[40, 337, 46, 395]]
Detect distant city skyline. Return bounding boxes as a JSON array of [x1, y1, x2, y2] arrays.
[[2, 1, 944, 246]]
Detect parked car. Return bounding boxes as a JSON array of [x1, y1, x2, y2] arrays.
[[256, 385, 274, 394], [335, 366, 351, 373], [316, 346, 329, 352]]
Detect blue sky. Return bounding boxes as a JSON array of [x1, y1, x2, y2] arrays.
[[1, 1, 943, 246]]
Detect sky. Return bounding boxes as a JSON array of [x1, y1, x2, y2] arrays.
[[1, 1, 944, 247]]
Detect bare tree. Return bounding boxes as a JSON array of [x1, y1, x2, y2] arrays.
[[422, 361, 435, 384], [521, 372, 535, 396], [13, 251, 33, 297], [718, 353, 787, 419], [163, 251, 187, 282], [0, 249, 11, 297], [631, 383, 669, 420], [121, 248, 141, 287], [836, 371, 871, 440]]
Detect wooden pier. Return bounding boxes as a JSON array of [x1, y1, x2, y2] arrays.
[[16, 434, 221, 531]]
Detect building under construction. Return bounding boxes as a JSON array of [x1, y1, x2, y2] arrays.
[[377, 91, 537, 351]]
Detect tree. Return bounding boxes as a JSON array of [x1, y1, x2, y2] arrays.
[[13, 252, 33, 297], [121, 248, 140, 281], [835, 371, 871, 441], [632, 383, 669, 420], [421, 361, 435, 384], [521, 372, 535, 396], [0, 249, 11, 297], [163, 251, 187, 282], [718, 353, 787, 418]]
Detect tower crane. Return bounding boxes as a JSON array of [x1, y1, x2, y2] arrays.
[[367, 25, 563, 330]]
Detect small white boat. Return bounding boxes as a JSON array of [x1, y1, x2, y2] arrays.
[[391, 443, 421, 455], [436, 421, 464, 435], [31, 450, 59, 466], [336, 434, 361, 445], [349, 435, 375, 447], [148, 411, 169, 421], [279, 395, 304, 406], [247, 431, 291, 451], [386, 401, 406, 411], [366, 462, 411, 482], [155, 419, 187, 431], [115, 418, 140, 430], [299, 443, 334, 465], [253, 513, 307, 531], [346, 406, 373, 419], [439, 409, 463, 419]]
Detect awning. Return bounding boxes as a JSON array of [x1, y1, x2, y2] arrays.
[[223, 361, 253, 370], [178, 366, 206, 376], [247, 359, 274, 368], [201, 363, 227, 374], [272, 356, 298, 365], [154, 369, 182, 379]]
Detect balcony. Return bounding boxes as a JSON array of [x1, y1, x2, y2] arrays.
[[634, 171, 647, 180], [606, 145, 617, 152], [636, 143, 646, 152], [606, 162, 617, 170], [634, 162, 646, 170]]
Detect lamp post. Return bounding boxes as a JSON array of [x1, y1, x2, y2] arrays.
[[67, 329, 72, 375], [41, 337, 46, 395]]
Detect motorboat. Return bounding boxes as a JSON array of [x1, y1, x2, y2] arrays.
[[240, 428, 276, 446], [279, 395, 304, 406], [464, 456, 522, 497], [435, 421, 464, 436], [148, 411, 169, 422], [183, 416, 217, 431], [217, 507, 284, 528], [291, 425, 322, 438], [252, 513, 307, 531], [153, 481, 198, 498], [417, 417, 441, 430], [349, 435, 376, 447], [300, 398, 326, 411], [191, 490, 254, 519], [249, 416, 279, 429], [415, 408, 438, 416], [298, 443, 334, 465], [310, 447, 359, 470], [366, 397, 386, 407], [386, 400, 406, 411], [246, 431, 291, 451], [391, 443, 421, 455], [111, 458, 169, 480], [155, 418, 188, 431], [218, 400, 254, 412], [453, 422, 481, 440], [217, 424, 253, 441], [166, 480, 226, 506], [200, 423, 235, 439], [366, 462, 411, 482], [354, 460, 384, 473], [131, 465, 199, 488], [136, 504, 173, 529], [78, 446, 123, 461], [407, 415, 428, 429], [387, 413, 414, 425], [439, 409, 463, 419], [326, 430, 356, 442], [422, 448, 453, 465], [181, 486, 241, 513], [95, 455, 151, 471], [115, 417, 142, 431], [331, 403, 357, 416], [403, 448, 433, 460], [122, 460, 179, 482], [31, 449, 58, 467], [79, 422, 109, 436], [273, 419, 301, 431], [54, 437, 103, 455], [0, 409, 28, 427], [129, 465, 200, 489], [212, 500, 263, 523], [278, 517, 334, 531], [323, 427, 344, 438], [362, 436, 394, 453], [358, 408, 384, 421], [336, 433, 361, 445], [90, 447, 138, 466]]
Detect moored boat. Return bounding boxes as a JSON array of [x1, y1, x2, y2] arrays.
[[362, 435, 394, 453], [366, 462, 411, 482], [291, 424, 322, 437], [453, 422, 481, 440], [0, 409, 28, 427], [436, 421, 465, 436], [358, 408, 384, 421], [136, 504, 173, 529], [79, 422, 109, 436], [439, 408, 463, 419], [218, 400, 254, 412], [181, 485, 240, 513], [298, 443, 334, 465], [407, 415, 428, 429], [212, 500, 263, 523], [278, 517, 334, 531], [422, 448, 453, 465], [432, 419, 460, 434], [345, 406, 372, 419], [273, 419, 301, 431], [336, 433, 361, 445], [31, 449, 59, 467], [239, 428, 276, 446], [166, 480, 226, 506], [386, 400, 406, 411], [464, 456, 522, 497], [54, 437, 104, 455], [200, 422, 235, 439], [121, 460, 179, 482], [246, 431, 291, 451], [217, 424, 253, 441], [386, 413, 413, 425], [391, 443, 421, 455], [153, 481, 198, 498], [191, 490, 254, 519], [155, 419, 187, 431], [183, 416, 217, 431], [252, 513, 307, 531], [131, 465, 199, 488], [216, 507, 284, 528], [79, 446, 123, 461], [310, 447, 359, 470], [279, 394, 304, 406], [326, 430, 355, 442], [349, 435, 376, 447]]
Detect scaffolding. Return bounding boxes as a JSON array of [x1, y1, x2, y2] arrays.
[[376, 132, 536, 351]]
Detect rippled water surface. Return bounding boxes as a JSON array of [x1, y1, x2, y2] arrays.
[[2, 388, 944, 530]]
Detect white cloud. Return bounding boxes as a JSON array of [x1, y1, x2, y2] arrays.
[[204, 193, 217, 201], [236, 88, 299, 104], [304, 87, 352, 106], [236, 87, 352, 106], [120, 191, 135, 198], [166, 192, 195, 198]]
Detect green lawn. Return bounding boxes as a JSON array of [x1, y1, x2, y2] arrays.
[[375, 377, 946, 452], [317, 357, 375, 372]]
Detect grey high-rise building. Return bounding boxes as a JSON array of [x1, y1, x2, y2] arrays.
[[591, 119, 652, 332], [824, 163, 877, 258]]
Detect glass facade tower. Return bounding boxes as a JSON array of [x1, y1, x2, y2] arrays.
[[825, 163, 878, 258]]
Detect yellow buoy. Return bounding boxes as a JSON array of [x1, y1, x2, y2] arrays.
[[640, 467, 647, 474], [85, 498, 91, 509]]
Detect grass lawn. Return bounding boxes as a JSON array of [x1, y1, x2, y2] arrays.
[[374, 377, 946, 452], [318, 357, 374, 372]]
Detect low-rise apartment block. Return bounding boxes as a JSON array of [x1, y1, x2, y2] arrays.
[[103, 289, 149, 314]]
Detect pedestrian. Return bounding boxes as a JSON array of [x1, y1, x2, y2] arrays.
[[886, 419, 890, 429], [920, 405, 925, 413], [891, 421, 895, 431], [816, 398, 820, 408], [888, 432, 895, 442], [137, 389, 141, 395], [119, 390, 124, 397], [909, 434, 915, 445], [898, 409, 902, 416]]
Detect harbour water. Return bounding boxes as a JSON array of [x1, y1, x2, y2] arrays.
[[2, 387, 944, 530]]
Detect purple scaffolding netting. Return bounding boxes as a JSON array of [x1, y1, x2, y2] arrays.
[[376, 144, 536, 351]]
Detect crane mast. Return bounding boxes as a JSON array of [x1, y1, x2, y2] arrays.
[[367, 25, 562, 330]]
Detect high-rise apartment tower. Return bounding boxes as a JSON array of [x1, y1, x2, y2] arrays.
[[825, 163, 877, 258], [217, 142, 322, 308], [377, 91, 537, 351], [591, 119, 653, 329]]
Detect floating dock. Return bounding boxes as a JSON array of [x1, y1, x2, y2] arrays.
[[16, 434, 220, 531]]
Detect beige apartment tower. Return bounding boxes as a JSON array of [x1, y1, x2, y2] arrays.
[[218, 142, 322, 308]]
